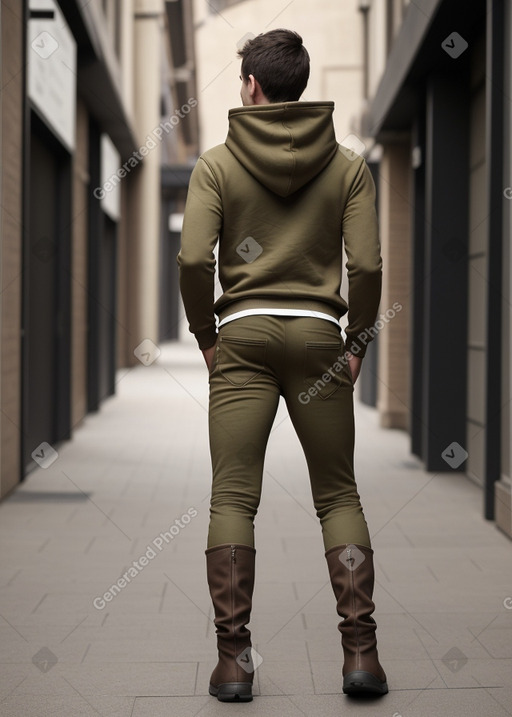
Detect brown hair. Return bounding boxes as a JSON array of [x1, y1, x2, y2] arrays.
[[238, 29, 310, 103]]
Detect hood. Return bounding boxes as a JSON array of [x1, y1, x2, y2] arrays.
[[225, 102, 338, 198]]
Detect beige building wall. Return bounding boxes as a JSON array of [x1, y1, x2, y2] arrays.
[[129, 0, 165, 352], [376, 140, 411, 429], [366, 0, 388, 100], [466, 33, 487, 488], [116, 0, 174, 365], [192, 0, 366, 151], [0, 3, 23, 498]]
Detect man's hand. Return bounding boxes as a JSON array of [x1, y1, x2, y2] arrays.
[[202, 343, 216, 371], [347, 353, 362, 384]]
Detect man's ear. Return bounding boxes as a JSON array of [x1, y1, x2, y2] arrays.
[[247, 74, 269, 104], [248, 74, 258, 99]]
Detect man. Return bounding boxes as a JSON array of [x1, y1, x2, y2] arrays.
[[177, 29, 388, 701]]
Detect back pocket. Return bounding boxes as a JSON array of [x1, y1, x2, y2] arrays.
[[303, 340, 348, 399], [218, 335, 267, 387]]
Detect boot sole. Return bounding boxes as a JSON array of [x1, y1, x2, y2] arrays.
[[343, 670, 388, 696], [209, 682, 253, 701]]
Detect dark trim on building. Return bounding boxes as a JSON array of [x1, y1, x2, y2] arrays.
[[159, 165, 193, 343], [55, 138, 72, 443], [159, 198, 181, 343], [359, 160, 380, 407], [484, 0, 505, 519], [20, 0, 30, 481], [421, 72, 470, 471], [410, 105, 426, 459], [87, 119, 102, 412]]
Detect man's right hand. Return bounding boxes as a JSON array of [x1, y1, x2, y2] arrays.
[[202, 344, 217, 371], [347, 353, 362, 384]]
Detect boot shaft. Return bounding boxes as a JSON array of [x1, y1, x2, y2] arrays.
[[206, 543, 256, 691], [325, 543, 386, 684]]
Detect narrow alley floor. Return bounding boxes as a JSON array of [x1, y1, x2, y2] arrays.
[[0, 341, 511, 717]]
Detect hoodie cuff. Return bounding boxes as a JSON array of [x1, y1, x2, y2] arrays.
[[196, 327, 218, 351], [344, 334, 369, 359]]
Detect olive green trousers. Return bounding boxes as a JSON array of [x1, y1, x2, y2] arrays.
[[207, 316, 371, 552]]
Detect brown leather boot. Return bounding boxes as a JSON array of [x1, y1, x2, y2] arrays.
[[325, 544, 388, 695], [206, 543, 256, 701]]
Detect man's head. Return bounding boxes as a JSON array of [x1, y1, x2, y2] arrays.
[[238, 29, 310, 106]]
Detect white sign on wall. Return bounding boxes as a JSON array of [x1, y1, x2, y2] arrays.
[[27, 0, 76, 152], [100, 134, 121, 222], [168, 213, 184, 233]]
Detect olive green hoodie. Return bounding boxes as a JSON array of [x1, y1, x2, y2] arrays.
[[177, 101, 382, 356]]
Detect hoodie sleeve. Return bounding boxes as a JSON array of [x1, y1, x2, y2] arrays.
[[342, 158, 382, 358], [177, 157, 222, 350]]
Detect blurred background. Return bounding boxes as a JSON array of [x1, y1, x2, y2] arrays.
[[0, 0, 510, 539]]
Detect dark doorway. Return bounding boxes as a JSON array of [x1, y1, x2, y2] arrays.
[[97, 215, 117, 403], [159, 202, 181, 342], [22, 111, 72, 472], [159, 166, 193, 343], [87, 121, 118, 412]]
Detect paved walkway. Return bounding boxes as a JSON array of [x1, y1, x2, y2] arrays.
[[1, 341, 511, 717]]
